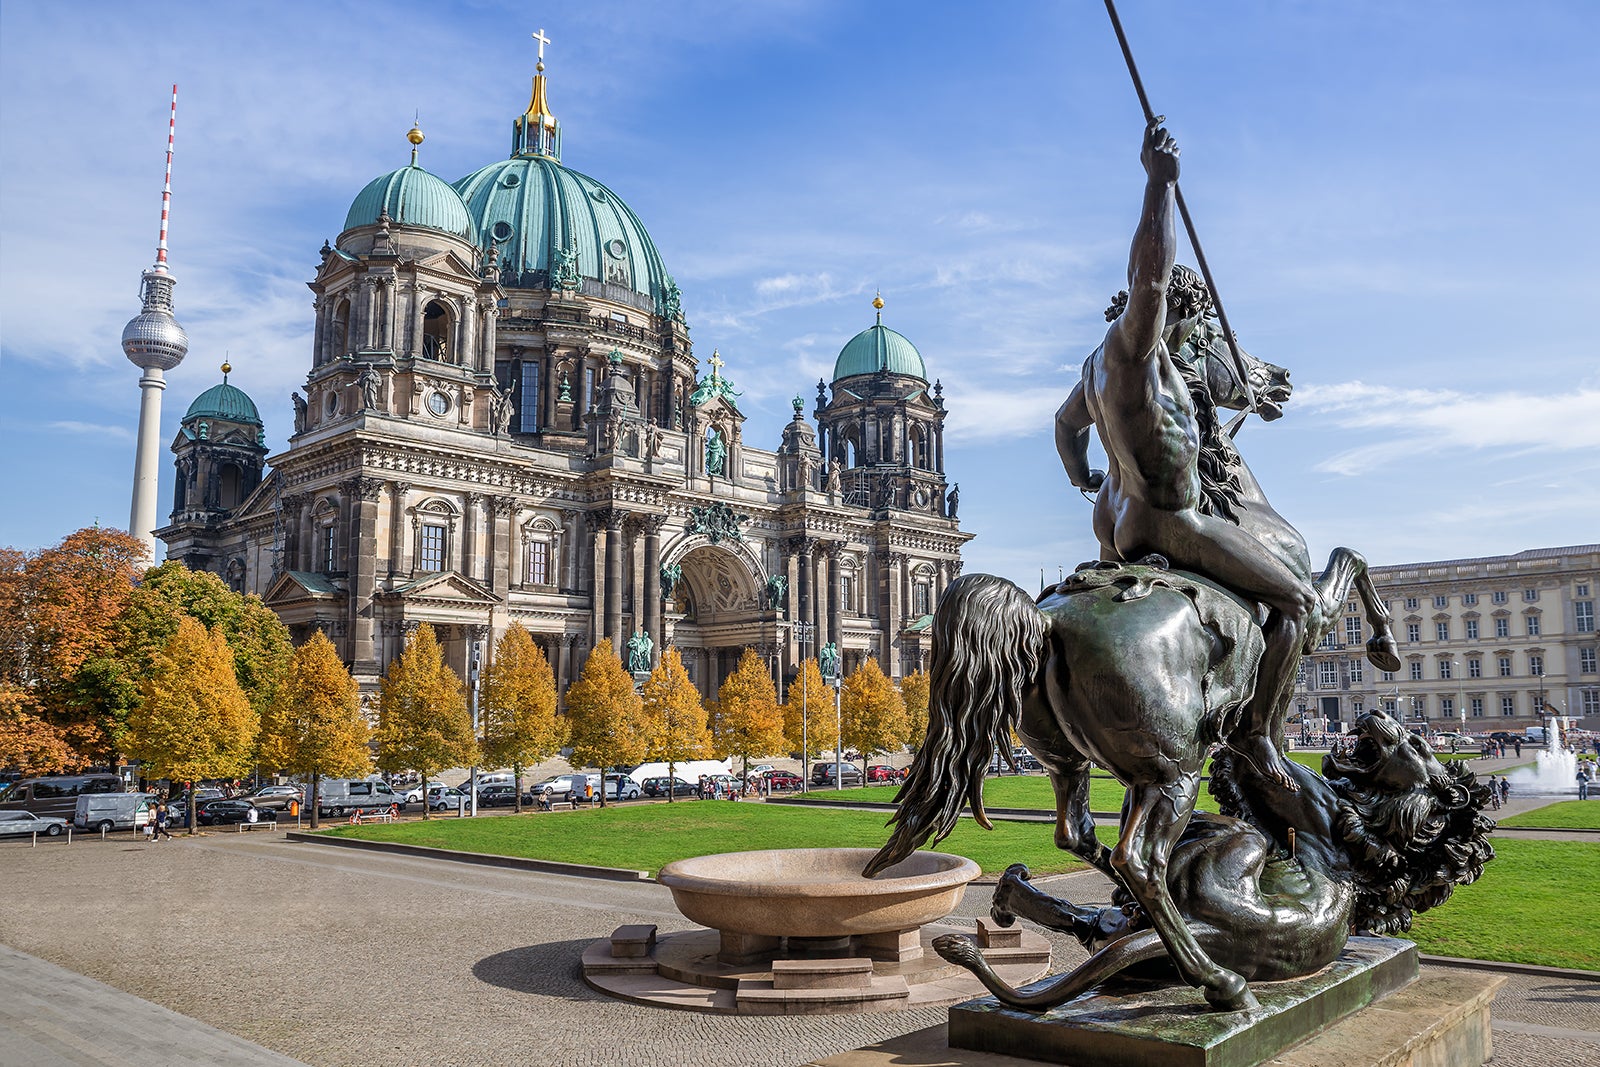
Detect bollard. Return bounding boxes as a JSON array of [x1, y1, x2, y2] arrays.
[[101, 826, 108, 842], [66, 827, 72, 844], [31, 830, 37, 848]]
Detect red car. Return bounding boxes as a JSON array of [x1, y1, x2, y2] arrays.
[[761, 771, 803, 792], [866, 765, 898, 783]]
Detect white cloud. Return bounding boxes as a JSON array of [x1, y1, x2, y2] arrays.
[[46, 421, 134, 442]]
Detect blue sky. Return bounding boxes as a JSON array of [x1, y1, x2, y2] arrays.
[[2, 1, 1596, 589]]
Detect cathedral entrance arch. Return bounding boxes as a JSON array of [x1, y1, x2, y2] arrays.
[[663, 538, 774, 698]]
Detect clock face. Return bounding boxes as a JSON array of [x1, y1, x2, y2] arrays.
[[427, 391, 449, 417]]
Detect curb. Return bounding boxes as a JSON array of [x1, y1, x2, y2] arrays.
[[283, 831, 650, 881], [1418, 953, 1600, 983]]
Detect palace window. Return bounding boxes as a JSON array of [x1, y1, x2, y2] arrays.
[[526, 540, 549, 586], [1440, 697, 1455, 718], [1409, 661, 1424, 681], [1494, 617, 1510, 639], [1436, 620, 1450, 641], [1528, 653, 1544, 676], [1406, 622, 1421, 643], [1319, 661, 1337, 688], [1383, 699, 1398, 715], [1345, 617, 1362, 645], [1498, 656, 1513, 677], [1492, 590, 1508, 605], [1352, 699, 1364, 714], [1433, 595, 1449, 609], [1349, 659, 1363, 683], [419, 524, 447, 571], [914, 581, 932, 617], [1320, 631, 1338, 651], [519, 360, 541, 433], [1526, 614, 1541, 637], [1469, 657, 1482, 678], [1465, 618, 1479, 640], [1501, 695, 1516, 717], [1411, 696, 1426, 719], [1404, 597, 1419, 610], [841, 573, 856, 614], [1581, 647, 1597, 674], [320, 523, 337, 573], [1381, 670, 1395, 682], [1576, 601, 1594, 633], [1438, 659, 1453, 680], [1582, 688, 1600, 716], [1471, 697, 1484, 718], [1523, 588, 1539, 602], [1463, 593, 1478, 606]]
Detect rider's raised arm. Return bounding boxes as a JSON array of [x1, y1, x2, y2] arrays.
[[1054, 379, 1103, 492], [1105, 120, 1180, 366]]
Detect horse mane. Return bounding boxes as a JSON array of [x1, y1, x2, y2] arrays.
[[864, 574, 1047, 877], [1173, 355, 1244, 525], [1333, 761, 1496, 934]]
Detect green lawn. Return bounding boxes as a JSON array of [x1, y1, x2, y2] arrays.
[[323, 802, 1109, 877], [1497, 801, 1600, 830], [1402, 839, 1600, 970]]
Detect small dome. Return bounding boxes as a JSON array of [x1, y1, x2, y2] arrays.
[[833, 323, 927, 381], [343, 165, 475, 239], [185, 381, 261, 426]]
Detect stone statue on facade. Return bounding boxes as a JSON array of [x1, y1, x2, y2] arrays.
[[866, 117, 1477, 1017], [552, 243, 581, 291], [945, 483, 958, 518], [358, 366, 381, 411], [704, 428, 727, 476], [660, 563, 682, 601], [818, 642, 840, 684], [764, 574, 787, 611], [826, 458, 842, 495], [644, 421, 662, 457], [292, 391, 308, 433], [796, 451, 815, 490], [490, 389, 513, 436], [626, 629, 653, 673]]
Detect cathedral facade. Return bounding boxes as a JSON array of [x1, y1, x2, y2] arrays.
[[156, 59, 970, 698]]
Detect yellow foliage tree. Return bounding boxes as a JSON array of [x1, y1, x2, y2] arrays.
[[713, 648, 784, 781], [899, 669, 930, 754], [375, 623, 476, 820], [263, 630, 371, 829], [563, 641, 647, 807], [125, 617, 258, 833], [782, 657, 837, 779], [479, 624, 565, 812], [840, 657, 907, 778], [642, 647, 710, 802]]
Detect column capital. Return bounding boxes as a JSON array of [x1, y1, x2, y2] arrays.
[[784, 535, 819, 557], [390, 480, 412, 496], [344, 475, 385, 502], [491, 494, 517, 517], [642, 513, 668, 536]]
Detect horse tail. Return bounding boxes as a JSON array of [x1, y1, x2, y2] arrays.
[[864, 573, 1049, 877]]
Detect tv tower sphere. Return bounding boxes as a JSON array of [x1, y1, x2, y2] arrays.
[[122, 269, 189, 371]]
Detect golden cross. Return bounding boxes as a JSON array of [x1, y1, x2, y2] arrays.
[[708, 350, 724, 379], [531, 28, 551, 61]]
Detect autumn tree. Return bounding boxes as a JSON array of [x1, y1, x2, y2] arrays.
[[375, 624, 476, 820], [263, 631, 370, 829], [840, 657, 907, 778], [125, 617, 259, 832], [713, 648, 784, 781], [479, 624, 565, 812], [899, 669, 930, 755], [0, 527, 147, 770], [782, 657, 837, 780], [564, 640, 647, 807], [641, 648, 711, 802]]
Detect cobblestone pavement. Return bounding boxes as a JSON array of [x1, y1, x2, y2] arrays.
[[0, 834, 1593, 1067]]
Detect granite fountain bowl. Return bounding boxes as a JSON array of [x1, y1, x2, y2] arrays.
[[656, 848, 979, 939]]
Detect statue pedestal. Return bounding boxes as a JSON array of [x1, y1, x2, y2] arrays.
[[809, 939, 1504, 1067]]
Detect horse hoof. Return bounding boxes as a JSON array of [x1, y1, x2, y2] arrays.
[[1366, 635, 1402, 673], [1205, 974, 1258, 1013]]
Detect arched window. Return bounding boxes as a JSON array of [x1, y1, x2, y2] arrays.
[[217, 463, 243, 510], [422, 300, 451, 361], [314, 497, 340, 573], [522, 517, 560, 587], [329, 298, 351, 362], [910, 424, 930, 469], [408, 498, 459, 573]]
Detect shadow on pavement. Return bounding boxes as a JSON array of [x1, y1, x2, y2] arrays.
[[473, 940, 608, 1000]]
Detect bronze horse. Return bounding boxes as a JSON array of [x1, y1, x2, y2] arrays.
[[864, 557, 1410, 1011]]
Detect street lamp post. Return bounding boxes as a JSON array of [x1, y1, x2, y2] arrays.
[[467, 636, 483, 818], [1455, 659, 1465, 740], [793, 622, 814, 791]]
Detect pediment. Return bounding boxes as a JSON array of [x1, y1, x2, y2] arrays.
[[264, 570, 347, 607], [379, 570, 502, 607], [414, 249, 480, 279]]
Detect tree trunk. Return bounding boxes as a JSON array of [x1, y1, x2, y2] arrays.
[[667, 760, 675, 803], [310, 772, 321, 830], [186, 785, 197, 836], [420, 766, 431, 820], [597, 763, 606, 808], [513, 763, 523, 814]]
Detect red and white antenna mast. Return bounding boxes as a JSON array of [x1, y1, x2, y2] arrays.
[[154, 83, 177, 272]]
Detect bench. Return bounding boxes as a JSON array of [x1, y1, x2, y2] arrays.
[[235, 819, 280, 832]]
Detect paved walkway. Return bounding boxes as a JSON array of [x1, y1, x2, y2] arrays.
[[1, 830, 1594, 1067]]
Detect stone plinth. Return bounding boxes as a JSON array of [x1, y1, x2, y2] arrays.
[[948, 937, 1419, 1067]]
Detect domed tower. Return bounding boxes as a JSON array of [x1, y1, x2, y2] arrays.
[[450, 38, 690, 449], [814, 295, 953, 519], [124, 85, 188, 561], [163, 362, 268, 581]]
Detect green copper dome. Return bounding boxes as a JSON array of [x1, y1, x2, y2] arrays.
[[343, 164, 475, 239], [833, 323, 927, 381], [185, 381, 261, 426], [453, 156, 671, 310]]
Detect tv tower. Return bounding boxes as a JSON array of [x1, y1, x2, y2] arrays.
[[122, 85, 189, 560]]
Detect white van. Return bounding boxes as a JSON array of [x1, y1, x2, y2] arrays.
[[74, 792, 155, 833], [311, 778, 400, 817]]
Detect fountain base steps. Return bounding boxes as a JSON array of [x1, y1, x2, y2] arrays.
[[582, 923, 1051, 1016]]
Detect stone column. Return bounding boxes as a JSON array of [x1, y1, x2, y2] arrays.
[[490, 496, 515, 594], [791, 536, 816, 641], [883, 551, 908, 668], [824, 542, 843, 652], [643, 515, 664, 667], [587, 512, 606, 643], [297, 494, 314, 570], [387, 482, 410, 578], [604, 509, 625, 653], [345, 476, 385, 675], [560, 508, 582, 590]]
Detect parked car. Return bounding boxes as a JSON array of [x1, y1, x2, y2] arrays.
[[245, 785, 302, 812], [866, 765, 898, 783], [762, 771, 803, 792], [603, 774, 642, 801], [0, 810, 68, 836], [196, 798, 271, 826], [476, 784, 519, 807], [402, 780, 450, 804], [811, 763, 864, 787], [640, 776, 695, 798], [425, 786, 468, 812], [532, 774, 598, 802]]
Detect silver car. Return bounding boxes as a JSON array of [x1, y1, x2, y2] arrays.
[[0, 810, 68, 837]]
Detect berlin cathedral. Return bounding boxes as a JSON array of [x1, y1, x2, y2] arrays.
[[157, 50, 970, 699]]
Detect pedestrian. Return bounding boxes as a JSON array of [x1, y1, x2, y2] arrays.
[[540, 785, 554, 811], [1486, 776, 1501, 810], [1498, 777, 1511, 805], [1577, 765, 1591, 801], [154, 801, 173, 841], [1513, 739, 1522, 758]]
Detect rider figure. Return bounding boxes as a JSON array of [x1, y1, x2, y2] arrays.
[[1055, 117, 1312, 791]]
